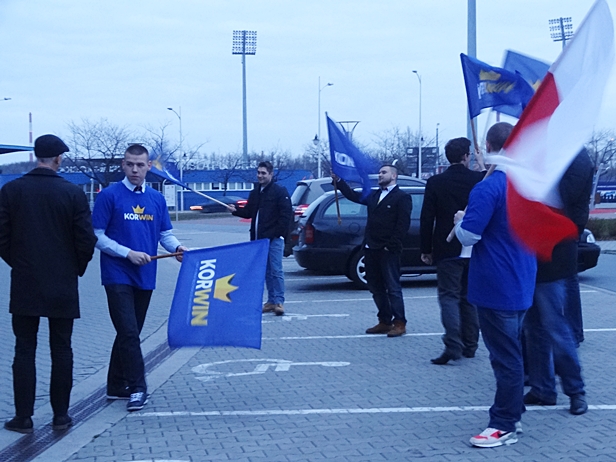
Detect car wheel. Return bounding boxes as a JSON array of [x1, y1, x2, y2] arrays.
[[347, 250, 368, 289]]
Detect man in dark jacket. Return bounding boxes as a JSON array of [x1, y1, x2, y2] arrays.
[[0, 135, 96, 433], [420, 137, 484, 364], [522, 148, 594, 416], [334, 164, 412, 337], [228, 161, 292, 316]]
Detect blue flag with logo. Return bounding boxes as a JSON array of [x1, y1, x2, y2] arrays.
[[149, 154, 189, 189], [460, 53, 535, 119], [499, 50, 550, 118], [327, 114, 379, 200], [168, 240, 269, 349]]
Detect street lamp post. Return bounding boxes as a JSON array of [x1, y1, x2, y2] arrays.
[[412, 70, 422, 179], [232, 30, 257, 164], [316, 77, 333, 178], [167, 107, 184, 212]]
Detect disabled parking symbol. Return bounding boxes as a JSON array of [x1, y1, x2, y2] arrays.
[[192, 358, 350, 382]]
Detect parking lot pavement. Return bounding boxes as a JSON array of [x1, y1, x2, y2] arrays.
[[2, 218, 616, 461]]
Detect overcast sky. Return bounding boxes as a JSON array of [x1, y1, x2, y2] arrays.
[[0, 0, 614, 165]]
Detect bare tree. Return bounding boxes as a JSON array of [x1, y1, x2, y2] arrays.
[[586, 130, 616, 181], [207, 152, 248, 195], [64, 118, 134, 187]]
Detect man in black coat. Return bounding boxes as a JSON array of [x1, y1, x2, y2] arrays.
[[522, 148, 594, 416], [228, 161, 292, 316], [420, 137, 484, 364], [334, 164, 412, 337], [0, 134, 96, 433]]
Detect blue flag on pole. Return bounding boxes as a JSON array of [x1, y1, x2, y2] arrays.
[[149, 154, 189, 189], [499, 50, 550, 118], [460, 53, 535, 119], [327, 114, 379, 200], [167, 240, 269, 349]]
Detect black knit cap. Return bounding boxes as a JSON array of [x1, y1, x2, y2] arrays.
[[34, 134, 69, 158]]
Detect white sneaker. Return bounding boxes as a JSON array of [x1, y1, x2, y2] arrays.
[[470, 427, 518, 448]]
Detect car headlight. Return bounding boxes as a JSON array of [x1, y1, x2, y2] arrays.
[[586, 231, 596, 243]]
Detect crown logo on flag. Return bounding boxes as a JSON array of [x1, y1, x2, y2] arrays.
[[479, 70, 501, 81], [132, 205, 145, 214], [214, 274, 239, 302]]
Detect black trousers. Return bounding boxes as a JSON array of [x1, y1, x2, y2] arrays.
[[364, 248, 406, 324], [105, 284, 153, 394], [12, 315, 74, 418]]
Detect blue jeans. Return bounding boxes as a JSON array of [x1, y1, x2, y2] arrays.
[[478, 307, 526, 433], [364, 248, 406, 324], [105, 285, 152, 394], [524, 280, 585, 402], [436, 259, 478, 358], [265, 237, 285, 305], [564, 274, 584, 345]]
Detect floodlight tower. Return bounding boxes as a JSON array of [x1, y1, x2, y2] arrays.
[[549, 17, 574, 50], [232, 30, 257, 163]]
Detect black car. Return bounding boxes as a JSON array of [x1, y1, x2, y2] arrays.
[[190, 195, 247, 213], [293, 187, 601, 288], [285, 175, 425, 256], [293, 187, 434, 287]]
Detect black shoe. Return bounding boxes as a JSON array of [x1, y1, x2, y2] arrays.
[[4, 416, 33, 434], [52, 415, 73, 431], [430, 352, 458, 365], [107, 386, 131, 400], [523, 391, 556, 406], [127, 392, 148, 412], [570, 395, 588, 415], [462, 351, 476, 359]]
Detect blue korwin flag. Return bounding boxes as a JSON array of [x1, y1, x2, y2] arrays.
[[168, 240, 269, 349], [149, 154, 189, 189], [327, 114, 379, 199], [499, 50, 550, 118], [460, 53, 535, 119]]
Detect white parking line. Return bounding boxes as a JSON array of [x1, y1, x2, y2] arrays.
[[263, 333, 442, 340], [131, 404, 616, 418], [284, 296, 437, 304]]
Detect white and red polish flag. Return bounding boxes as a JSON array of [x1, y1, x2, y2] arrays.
[[487, 0, 615, 261]]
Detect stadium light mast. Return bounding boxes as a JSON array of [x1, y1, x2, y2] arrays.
[[467, 0, 476, 147], [549, 17, 574, 50], [232, 30, 257, 164]]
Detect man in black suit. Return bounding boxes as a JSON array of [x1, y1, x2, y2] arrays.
[[420, 137, 484, 364], [334, 164, 412, 337], [0, 135, 96, 433]]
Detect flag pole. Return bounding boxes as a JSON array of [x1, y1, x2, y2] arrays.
[[333, 180, 342, 225], [151, 251, 183, 260]]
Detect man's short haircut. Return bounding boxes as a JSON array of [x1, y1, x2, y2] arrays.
[[486, 122, 514, 152], [380, 163, 399, 177], [125, 144, 149, 157], [445, 137, 471, 164], [258, 161, 273, 173]]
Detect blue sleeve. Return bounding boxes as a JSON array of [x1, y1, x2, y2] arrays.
[[92, 189, 112, 230], [460, 180, 498, 237], [158, 195, 173, 233]]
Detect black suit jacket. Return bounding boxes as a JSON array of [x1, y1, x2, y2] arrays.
[[419, 164, 484, 262], [336, 180, 412, 253], [0, 168, 96, 318]]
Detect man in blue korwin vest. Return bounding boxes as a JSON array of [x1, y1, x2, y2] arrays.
[[92, 144, 187, 412]]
